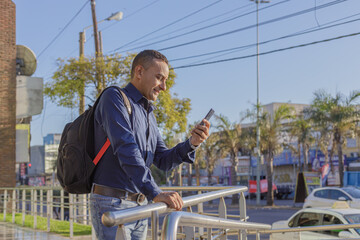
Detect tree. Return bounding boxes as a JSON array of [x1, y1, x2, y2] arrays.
[[44, 53, 191, 139], [200, 134, 222, 186], [306, 90, 360, 186], [289, 114, 314, 172], [215, 114, 242, 204], [256, 105, 294, 206]]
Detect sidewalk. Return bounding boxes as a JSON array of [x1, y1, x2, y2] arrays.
[[0, 221, 93, 240]]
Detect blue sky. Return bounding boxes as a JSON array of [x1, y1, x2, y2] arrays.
[[13, 0, 360, 146]]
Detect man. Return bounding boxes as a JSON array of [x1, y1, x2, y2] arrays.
[[90, 50, 210, 240]]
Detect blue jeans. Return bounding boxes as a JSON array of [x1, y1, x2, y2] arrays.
[[90, 192, 148, 240]]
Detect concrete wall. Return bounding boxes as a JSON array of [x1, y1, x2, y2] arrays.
[[0, 0, 16, 187]]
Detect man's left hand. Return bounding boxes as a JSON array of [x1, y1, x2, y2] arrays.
[[190, 119, 210, 147]]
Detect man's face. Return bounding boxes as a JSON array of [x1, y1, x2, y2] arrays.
[[136, 59, 169, 101]]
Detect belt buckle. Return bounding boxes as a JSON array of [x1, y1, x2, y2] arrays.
[[136, 193, 145, 204]]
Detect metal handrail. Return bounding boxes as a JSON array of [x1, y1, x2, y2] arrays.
[[259, 223, 360, 234], [161, 211, 271, 240], [102, 186, 247, 227]]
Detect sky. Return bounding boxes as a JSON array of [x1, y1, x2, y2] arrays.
[[13, 0, 360, 146]]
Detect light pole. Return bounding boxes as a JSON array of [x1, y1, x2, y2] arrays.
[[251, 0, 269, 206], [78, 11, 123, 114]]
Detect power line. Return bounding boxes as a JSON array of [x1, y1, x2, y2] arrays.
[[37, 0, 88, 59], [169, 13, 360, 62], [116, 0, 288, 53], [172, 31, 360, 69], [157, 0, 347, 52], [114, 2, 254, 50], [111, 0, 224, 52]]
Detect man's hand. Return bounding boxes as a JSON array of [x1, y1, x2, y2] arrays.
[[153, 192, 183, 211], [190, 119, 210, 146]]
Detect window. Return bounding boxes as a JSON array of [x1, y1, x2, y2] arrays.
[[295, 212, 321, 227], [314, 189, 329, 199], [321, 214, 342, 236], [343, 188, 360, 199], [329, 190, 350, 201]]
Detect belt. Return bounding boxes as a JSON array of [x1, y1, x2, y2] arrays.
[[92, 184, 145, 204]]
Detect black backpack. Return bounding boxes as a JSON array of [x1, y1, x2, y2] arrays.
[[56, 86, 132, 194]]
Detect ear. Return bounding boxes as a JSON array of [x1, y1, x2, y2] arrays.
[[134, 65, 144, 80]]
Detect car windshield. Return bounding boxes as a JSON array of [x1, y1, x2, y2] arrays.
[[343, 188, 360, 198], [344, 214, 360, 234]]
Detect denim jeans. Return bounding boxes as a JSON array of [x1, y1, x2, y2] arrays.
[[90, 192, 148, 240]]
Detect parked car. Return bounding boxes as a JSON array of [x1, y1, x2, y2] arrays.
[[303, 187, 360, 208], [270, 204, 360, 239]]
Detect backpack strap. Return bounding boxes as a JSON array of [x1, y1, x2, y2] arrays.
[[93, 86, 132, 165]]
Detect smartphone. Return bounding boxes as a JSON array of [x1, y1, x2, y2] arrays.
[[200, 108, 215, 126]]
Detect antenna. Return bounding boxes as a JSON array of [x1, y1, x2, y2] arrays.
[[16, 45, 37, 76]]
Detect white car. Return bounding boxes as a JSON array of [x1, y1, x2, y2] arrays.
[[270, 204, 360, 239], [303, 187, 360, 208]]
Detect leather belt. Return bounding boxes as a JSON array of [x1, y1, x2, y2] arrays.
[[92, 184, 145, 204]]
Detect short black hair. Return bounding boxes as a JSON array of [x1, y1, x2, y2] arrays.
[[131, 50, 168, 79]]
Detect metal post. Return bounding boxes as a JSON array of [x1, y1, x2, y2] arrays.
[[79, 31, 85, 114], [218, 197, 227, 240], [12, 190, 15, 224], [22, 189, 25, 226], [197, 190, 204, 236], [3, 189, 7, 221], [116, 224, 128, 240], [70, 194, 74, 238], [47, 190, 51, 232], [256, 230, 261, 240], [61, 189, 64, 221], [50, 189, 53, 219], [151, 211, 159, 240], [40, 189, 43, 217], [33, 190, 37, 229], [31, 189, 34, 216]]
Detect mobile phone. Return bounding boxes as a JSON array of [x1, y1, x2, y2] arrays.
[[200, 108, 215, 126]]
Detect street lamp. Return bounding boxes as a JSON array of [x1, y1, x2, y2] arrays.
[[250, 0, 269, 206], [78, 11, 123, 114]]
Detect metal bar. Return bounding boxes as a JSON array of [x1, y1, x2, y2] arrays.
[[33, 190, 37, 229], [47, 190, 50, 232], [151, 210, 159, 240], [40, 189, 43, 217], [12, 190, 15, 224], [115, 224, 128, 240], [60, 189, 64, 221], [161, 212, 271, 240], [218, 197, 227, 240], [197, 190, 204, 236], [69, 194, 74, 238], [50, 189, 53, 219], [3, 189, 7, 221], [103, 186, 247, 227], [22, 189, 25, 226]]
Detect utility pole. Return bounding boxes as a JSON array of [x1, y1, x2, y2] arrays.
[[90, 0, 103, 94], [251, 0, 269, 206], [79, 32, 85, 115]]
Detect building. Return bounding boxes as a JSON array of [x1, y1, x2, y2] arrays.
[[43, 133, 61, 174]]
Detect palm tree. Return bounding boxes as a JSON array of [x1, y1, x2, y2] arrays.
[[289, 114, 315, 172], [215, 114, 242, 204], [258, 105, 294, 206], [201, 134, 223, 186], [307, 90, 360, 186]]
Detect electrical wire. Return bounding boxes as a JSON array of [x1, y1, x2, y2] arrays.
[[116, 2, 254, 49], [113, 0, 287, 53], [156, 0, 347, 52], [37, 0, 88, 59], [111, 0, 224, 52], [169, 13, 360, 62], [172, 31, 360, 69]]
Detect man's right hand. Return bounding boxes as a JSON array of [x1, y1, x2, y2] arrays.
[[153, 191, 183, 211]]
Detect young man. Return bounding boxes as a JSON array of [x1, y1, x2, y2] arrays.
[[90, 50, 210, 240]]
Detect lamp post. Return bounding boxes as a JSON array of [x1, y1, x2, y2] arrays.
[[78, 11, 123, 114], [251, 0, 269, 206]]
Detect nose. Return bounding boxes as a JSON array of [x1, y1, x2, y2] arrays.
[[160, 80, 166, 91]]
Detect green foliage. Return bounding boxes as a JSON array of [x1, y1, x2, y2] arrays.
[[3, 213, 91, 237], [45, 53, 191, 136]]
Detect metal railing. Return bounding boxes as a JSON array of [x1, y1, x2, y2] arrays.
[[103, 186, 259, 239]]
